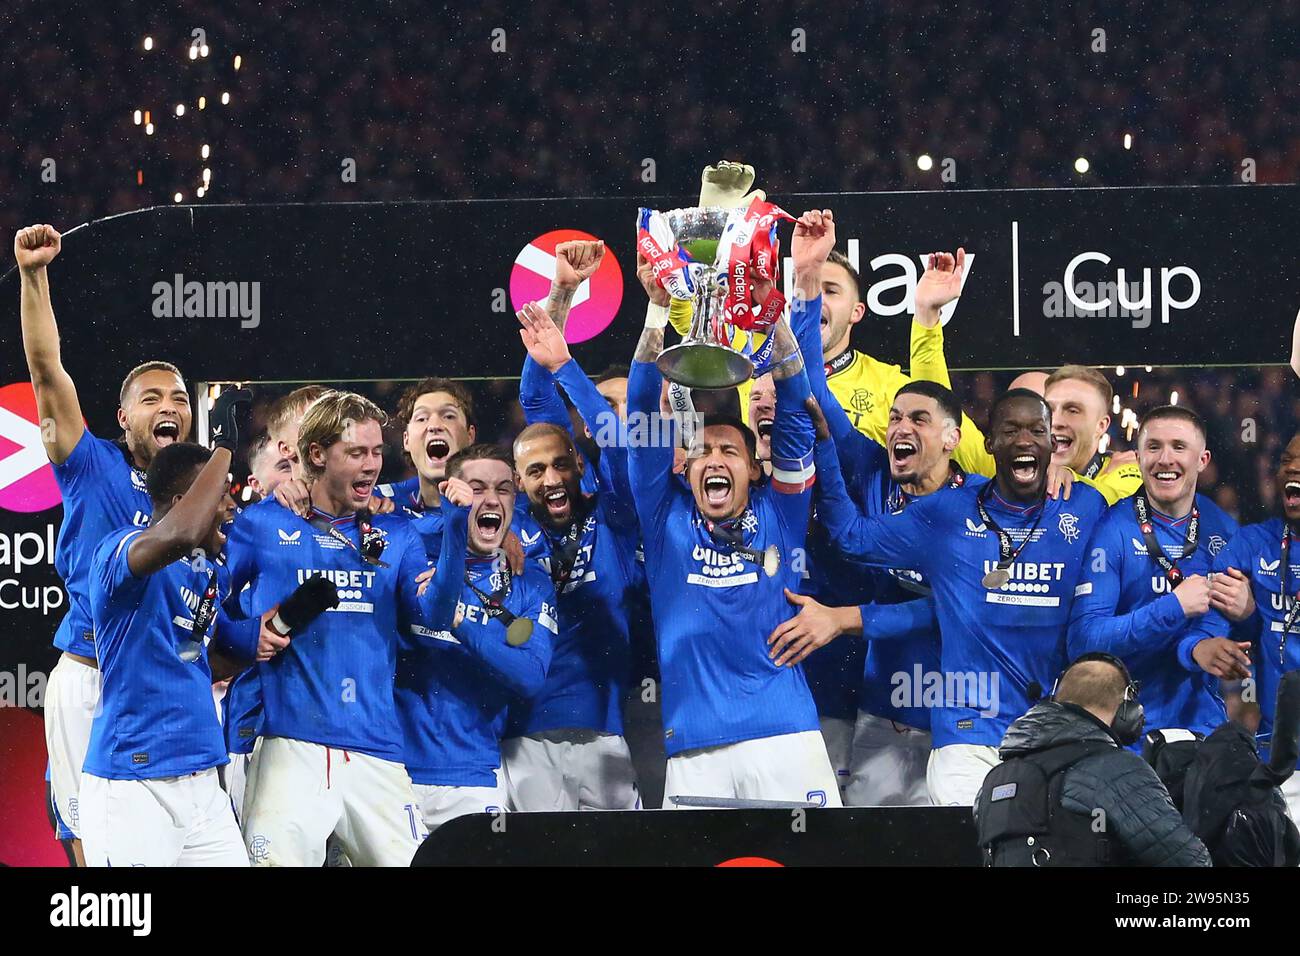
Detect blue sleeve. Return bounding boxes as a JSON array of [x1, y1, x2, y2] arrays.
[[416, 501, 469, 630], [859, 597, 938, 642], [1177, 532, 1254, 672], [768, 366, 817, 537], [211, 605, 259, 663], [224, 509, 260, 597], [97, 529, 148, 605], [791, 292, 882, 489], [812, 436, 932, 571], [553, 359, 637, 532], [53, 432, 116, 495], [455, 575, 554, 697], [520, 356, 575, 432], [627, 360, 676, 532], [1067, 516, 1187, 659]]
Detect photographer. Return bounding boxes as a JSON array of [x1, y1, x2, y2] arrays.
[[975, 653, 1210, 866]]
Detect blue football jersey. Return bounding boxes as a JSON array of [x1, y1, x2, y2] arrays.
[[1187, 519, 1300, 764], [85, 527, 228, 779], [627, 355, 821, 756], [51, 432, 152, 658], [815, 438, 1110, 748], [224, 499, 437, 761], [1069, 494, 1238, 738], [397, 550, 556, 787]]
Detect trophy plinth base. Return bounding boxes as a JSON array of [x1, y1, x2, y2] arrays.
[[657, 342, 755, 390]]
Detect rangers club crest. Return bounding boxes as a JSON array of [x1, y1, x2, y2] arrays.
[[1058, 513, 1080, 544]]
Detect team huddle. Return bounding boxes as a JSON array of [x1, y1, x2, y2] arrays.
[[15, 197, 1299, 867]]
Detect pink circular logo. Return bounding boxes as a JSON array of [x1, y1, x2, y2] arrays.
[[510, 229, 624, 344], [0, 382, 61, 513]]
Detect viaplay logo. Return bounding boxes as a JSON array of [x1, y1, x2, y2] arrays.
[[0, 383, 61, 513], [510, 229, 623, 344]]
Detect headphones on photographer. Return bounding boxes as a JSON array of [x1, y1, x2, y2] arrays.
[[1051, 651, 1146, 747]]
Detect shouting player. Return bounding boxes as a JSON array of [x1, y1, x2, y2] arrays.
[[503, 301, 643, 811], [811, 386, 1109, 806], [395, 446, 556, 829], [226, 391, 457, 865], [628, 233, 841, 808], [16, 223, 192, 864], [1045, 365, 1142, 504]]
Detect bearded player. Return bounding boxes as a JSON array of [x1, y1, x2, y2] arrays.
[[16, 224, 193, 865], [502, 301, 643, 810], [628, 217, 840, 807]]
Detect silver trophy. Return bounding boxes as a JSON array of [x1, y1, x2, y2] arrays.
[[648, 206, 757, 390]]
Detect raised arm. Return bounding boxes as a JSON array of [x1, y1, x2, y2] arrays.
[[125, 390, 249, 576], [413, 481, 471, 631], [125, 447, 233, 577], [14, 225, 84, 464], [626, 276, 677, 528], [809, 422, 931, 570], [911, 249, 995, 477]]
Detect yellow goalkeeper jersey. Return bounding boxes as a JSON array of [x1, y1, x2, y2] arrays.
[[736, 319, 996, 477]]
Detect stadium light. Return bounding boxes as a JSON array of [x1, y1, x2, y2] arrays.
[[199, 96, 207, 110], [146, 122, 155, 135], [189, 45, 199, 61], [202, 144, 210, 159], [133, 110, 142, 125], [1123, 133, 1133, 150], [917, 154, 934, 171], [174, 192, 184, 203], [1170, 390, 1180, 405], [234, 55, 242, 70], [1115, 365, 1126, 376], [1074, 157, 1090, 174], [143, 36, 153, 51], [176, 103, 185, 117], [222, 92, 231, 105]]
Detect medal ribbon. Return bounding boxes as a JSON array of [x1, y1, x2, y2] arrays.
[[305, 509, 390, 568], [1132, 491, 1198, 585], [1279, 529, 1300, 667], [976, 484, 1046, 580]]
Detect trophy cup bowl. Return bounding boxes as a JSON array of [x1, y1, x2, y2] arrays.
[[649, 206, 758, 390]]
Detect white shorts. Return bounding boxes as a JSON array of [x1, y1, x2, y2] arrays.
[[240, 736, 427, 867], [1281, 775, 1300, 822], [818, 716, 855, 802], [663, 730, 843, 809], [221, 752, 252, 824], [44, 654, 102, 840], [80, 767, 248, 867], [413, 769, 508, 831], [926, 743, 1001, 807], [502, 730, 641, 811], [846, 711, 933, 807]]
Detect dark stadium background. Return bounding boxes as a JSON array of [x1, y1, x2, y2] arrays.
[[3, 0, 1300, 865]]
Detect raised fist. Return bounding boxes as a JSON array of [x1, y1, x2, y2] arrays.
[[791, 209, 835, 277], [553, 239, 605, 290], [14, 224, 61, 271], [636, 251, 670, 307], [440, 476, 474, 509]]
